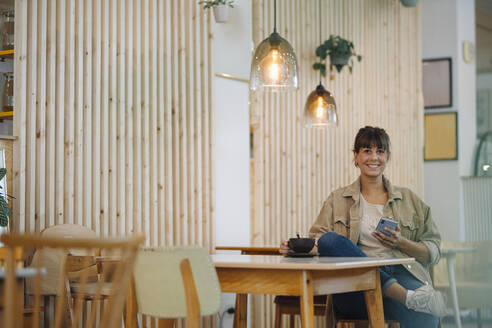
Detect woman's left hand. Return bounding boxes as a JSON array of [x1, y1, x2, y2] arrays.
[[372, 226, 404, 249]]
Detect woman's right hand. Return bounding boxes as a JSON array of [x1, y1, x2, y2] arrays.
[[279, 240, 290, 255]]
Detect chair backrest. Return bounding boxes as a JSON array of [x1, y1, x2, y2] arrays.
[[133, 246, 221, 322], [1, 232, 145, 328], [27, 224, 99, 295]]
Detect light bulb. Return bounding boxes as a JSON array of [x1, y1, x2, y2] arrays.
[[268, 49, 280, 81], [316, 96, 324, 119]]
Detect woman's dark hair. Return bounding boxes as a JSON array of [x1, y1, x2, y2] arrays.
[[353, 126, 391, 155]]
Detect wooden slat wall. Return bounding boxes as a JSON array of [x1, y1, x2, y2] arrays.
[[250, 0, 423, 326], [12, 0, 215, 251]]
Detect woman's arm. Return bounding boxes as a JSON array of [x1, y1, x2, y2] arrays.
[[279, 193, 334, 256]]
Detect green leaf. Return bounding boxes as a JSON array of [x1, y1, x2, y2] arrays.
[[0, 168, 6, 181], [0, 196, 9, 227], [315, 45, 324, 58], [357, 55, 362, 61]]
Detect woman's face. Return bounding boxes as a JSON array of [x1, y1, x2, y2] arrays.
[[353, 145, 389, 179]]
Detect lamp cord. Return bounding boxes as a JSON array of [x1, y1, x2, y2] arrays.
[[274, 0, 277, 33], [318, 0, 322, 85]]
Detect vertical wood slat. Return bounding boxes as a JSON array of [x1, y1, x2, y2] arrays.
[[74, 0, 83, 228], [251, 0, 423, 326], [36, 0, 46, 232], [13, 0, 215, 257], [46, 0, 56, 229]]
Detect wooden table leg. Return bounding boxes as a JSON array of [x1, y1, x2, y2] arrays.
[[299, 271, 314, 328], [16, 278, 24, 328], [233, 293, 247, 328], [363, 269, 385, 328], [125, 278, 138, 328], [157, 318, 176, 328]]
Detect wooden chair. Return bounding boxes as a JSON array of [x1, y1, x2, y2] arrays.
[[0, 246, 41, 325], [130, 246, 222, 328], [1, 232, 144, 328], [25, 224, 107, 325]]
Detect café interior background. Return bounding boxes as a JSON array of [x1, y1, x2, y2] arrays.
[[0, 0, 490, 327]]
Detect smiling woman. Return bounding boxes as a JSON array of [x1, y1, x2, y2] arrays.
[[281, 126, 446, 327]]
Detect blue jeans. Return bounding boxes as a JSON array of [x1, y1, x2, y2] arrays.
[[317, 232, 439, 328]]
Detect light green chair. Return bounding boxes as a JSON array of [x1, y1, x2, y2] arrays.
[[133, 246, 221, 328]]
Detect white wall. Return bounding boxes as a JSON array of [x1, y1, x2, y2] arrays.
[[213, 1, 252, 327], [213, 0, 251, 253], [422, 0, 476, 241]]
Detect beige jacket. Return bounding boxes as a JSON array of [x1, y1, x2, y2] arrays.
[[309, 176, 441, 285]]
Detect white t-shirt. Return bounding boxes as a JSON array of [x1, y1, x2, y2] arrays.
[[358, 194, 394, 258]]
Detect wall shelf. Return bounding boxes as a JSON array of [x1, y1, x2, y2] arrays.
[[0, 49, 13, 59], [0, 111, 13, 120]]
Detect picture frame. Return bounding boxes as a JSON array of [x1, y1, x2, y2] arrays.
[[424, 112, 458, 161], [422, 58, 452, 109]]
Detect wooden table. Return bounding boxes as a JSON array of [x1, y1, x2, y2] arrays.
[[441, 247, 477, 328], [212, 254, 414, 328]]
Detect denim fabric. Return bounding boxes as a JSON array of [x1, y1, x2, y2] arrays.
[[317, 232, 439, 328]]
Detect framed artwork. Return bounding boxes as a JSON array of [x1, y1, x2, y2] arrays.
[[424, 112, 458, 161], [422, 58, 452, 109]]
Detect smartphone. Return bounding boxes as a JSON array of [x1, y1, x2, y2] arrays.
[[375, 217, 398, 236]]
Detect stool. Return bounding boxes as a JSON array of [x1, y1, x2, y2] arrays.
[[274, 295, 328, 327]]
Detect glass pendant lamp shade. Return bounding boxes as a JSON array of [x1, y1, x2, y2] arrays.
[[249, 32, 299, 92], [304, 84, 338, 127]]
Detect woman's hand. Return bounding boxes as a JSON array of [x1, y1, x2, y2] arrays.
[[372, 226, 403, 249], [279, 240, 290, 255], [373, 226, 431, 263]]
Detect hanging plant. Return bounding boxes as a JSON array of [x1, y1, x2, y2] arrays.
[[198, 0, 235, 23], [313, 35, 362, 76]]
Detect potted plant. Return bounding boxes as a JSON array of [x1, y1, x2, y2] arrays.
[[0, 168, 11, 246], [199, 0, 235, 23], [313, 35, 362, 76]]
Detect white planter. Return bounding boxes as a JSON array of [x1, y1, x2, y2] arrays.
[[213, 5, 230, 23], [0, 225, 8, 247], [400, 0, 418, 7]]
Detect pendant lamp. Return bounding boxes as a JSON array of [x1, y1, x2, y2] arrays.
[[304, 0, 338, 127], [249, 0, 298, 92]]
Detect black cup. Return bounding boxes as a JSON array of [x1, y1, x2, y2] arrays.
[[288, 237, 315, 253]]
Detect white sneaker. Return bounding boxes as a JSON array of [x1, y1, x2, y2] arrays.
[[405, 285, 447, 317]]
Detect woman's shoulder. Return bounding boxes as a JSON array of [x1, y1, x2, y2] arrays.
[[390, 184, 429, 209]]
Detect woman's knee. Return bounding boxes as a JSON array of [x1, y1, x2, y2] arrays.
[[317, 232, 365, 257], [317, 232, 344, 250]]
